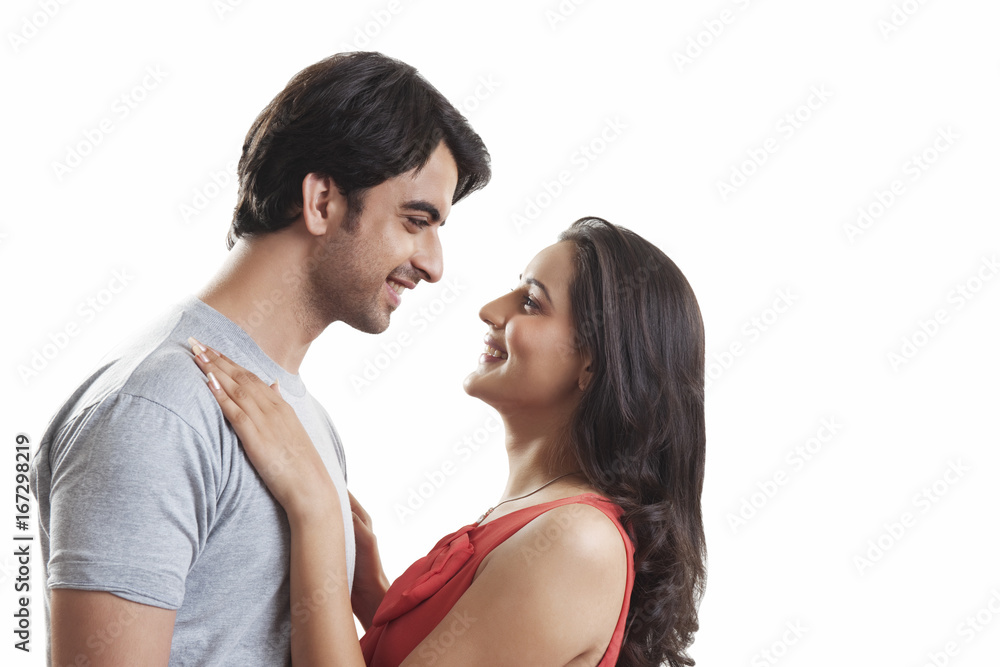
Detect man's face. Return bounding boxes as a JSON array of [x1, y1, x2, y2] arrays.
[[307, 141, 459, 334]]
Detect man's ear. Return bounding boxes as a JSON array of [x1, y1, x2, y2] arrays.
[[301, 173, 348, 236]]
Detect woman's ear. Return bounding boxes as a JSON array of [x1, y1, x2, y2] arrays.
[[578, 353, 593, 392]]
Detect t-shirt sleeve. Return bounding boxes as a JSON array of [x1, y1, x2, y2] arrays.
[[314, 397, 348, 483], [45, 392, 218, 609]]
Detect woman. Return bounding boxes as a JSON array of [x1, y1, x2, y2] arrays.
[[190, 217, 706, 666]]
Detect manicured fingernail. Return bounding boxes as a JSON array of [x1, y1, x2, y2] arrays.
[[207, 371, 221, 391], [188, 336, 211, 363]]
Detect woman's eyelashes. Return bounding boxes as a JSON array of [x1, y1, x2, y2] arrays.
[[510, 287, 541, 312], [509, 285, 542, 313]]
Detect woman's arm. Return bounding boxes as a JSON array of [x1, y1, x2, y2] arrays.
[[188, 339, 629, 665], [399, 504, 629, 667], [190, 339, 366, 667], [287, 501, 366, 666], [349, 492, 390, 630]]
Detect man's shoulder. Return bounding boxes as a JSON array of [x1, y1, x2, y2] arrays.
[[119, 341, 216, 409], [44, 302, 226, 446]]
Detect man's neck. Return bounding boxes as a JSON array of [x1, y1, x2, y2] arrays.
[[197, 235, 324, 374]]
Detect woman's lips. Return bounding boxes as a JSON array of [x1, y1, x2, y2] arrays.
[[480, 335, 508, 364]]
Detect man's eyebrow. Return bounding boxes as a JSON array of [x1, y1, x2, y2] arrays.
[[520, 275, 552, 303], [402, 200, 443, 225]]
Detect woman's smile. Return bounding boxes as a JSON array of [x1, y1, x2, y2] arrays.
[[480, 334, 508, 364]]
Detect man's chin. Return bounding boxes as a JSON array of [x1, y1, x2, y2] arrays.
[[345, 311, 391, 335]]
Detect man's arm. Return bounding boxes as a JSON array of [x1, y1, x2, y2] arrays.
[[42, 390, 216, 664], [51, 589, 176, 666]]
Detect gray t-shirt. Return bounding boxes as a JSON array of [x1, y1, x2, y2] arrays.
[[30, 296, 355, 666]]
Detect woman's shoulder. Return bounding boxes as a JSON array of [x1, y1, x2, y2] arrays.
[[472, 493, 629, 589], [515, 495, 630, 567], [471, 491, 632, 595], [472, 495, 630, 659]]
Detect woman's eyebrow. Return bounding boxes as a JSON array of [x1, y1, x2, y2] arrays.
[[520, 275, 552, 303]]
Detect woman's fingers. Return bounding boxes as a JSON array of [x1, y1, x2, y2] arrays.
[[188, 336, 276, 430], [211, 347, 283, 406], [349, 491, 373, 530], [187, 335, 306, 461], [185, 335, 341, 521], [187, 339, 260, 437], [189, 336, 276, 402]]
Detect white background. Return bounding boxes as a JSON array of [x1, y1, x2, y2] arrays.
[[3, 0, 999, 665]]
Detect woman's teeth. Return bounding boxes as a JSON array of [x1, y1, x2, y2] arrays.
[[484, 344, 508, 360]]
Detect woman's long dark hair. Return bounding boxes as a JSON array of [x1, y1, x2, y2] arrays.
[[559, 217, 706, 667]]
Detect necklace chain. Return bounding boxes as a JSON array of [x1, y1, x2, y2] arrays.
[[475, 471, 582, 525]]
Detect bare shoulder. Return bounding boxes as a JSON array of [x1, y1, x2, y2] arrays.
[[400, 502, 630, 666], [489, 500, 629, 609], [516, 501, 628, 567]]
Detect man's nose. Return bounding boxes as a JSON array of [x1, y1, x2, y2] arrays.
[[412, 226, 443, 283]]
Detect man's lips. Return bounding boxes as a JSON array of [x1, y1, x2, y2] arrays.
[[385, 276, 415, 307], [388, 276, 417, 291]]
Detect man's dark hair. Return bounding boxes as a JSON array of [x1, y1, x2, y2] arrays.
[[227, 51, 491, 249]]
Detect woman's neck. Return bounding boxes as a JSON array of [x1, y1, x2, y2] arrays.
[[499, 412, 585, 501]]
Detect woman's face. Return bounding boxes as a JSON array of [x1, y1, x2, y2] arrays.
[[463, 241, 591, 414]]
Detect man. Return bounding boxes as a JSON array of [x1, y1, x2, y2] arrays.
[[30, 51, 490, 665]]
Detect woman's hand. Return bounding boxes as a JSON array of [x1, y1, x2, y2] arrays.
[[349, 492, 390, 630], [189, 337, 365, 667], [188, 337, 340, 523]]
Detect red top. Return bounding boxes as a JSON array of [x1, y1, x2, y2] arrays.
[[359, 493, 635, 666]]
